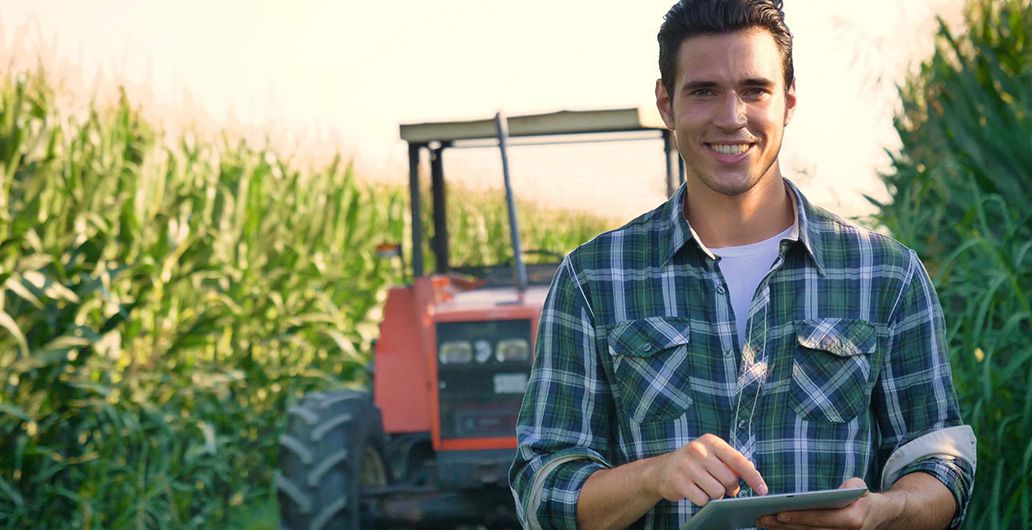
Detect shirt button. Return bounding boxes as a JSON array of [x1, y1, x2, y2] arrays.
[[737, 419, 748, 429], [641, 344, 653, 352], [737, 490, 749, 498], [723, 348, 733, 357], [716, 285, 727, 295]]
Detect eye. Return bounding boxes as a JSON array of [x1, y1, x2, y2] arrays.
[[743, 87, 770, 99], [689, 88, 716, 97]]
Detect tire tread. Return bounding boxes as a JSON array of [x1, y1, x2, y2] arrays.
[[278, 390, 385, 530]]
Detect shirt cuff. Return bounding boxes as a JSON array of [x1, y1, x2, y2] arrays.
[[894, 456, 975, 530], [880, 425, 977, 490], [880, 425, 976, 529], [525, 448, 611, 530]]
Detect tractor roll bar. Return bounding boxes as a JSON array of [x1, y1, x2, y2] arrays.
[[401, 108, 684, 279], [495, 112, 528, 292]]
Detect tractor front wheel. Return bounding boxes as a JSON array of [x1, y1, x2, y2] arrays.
[[277, 390, 388, 530]]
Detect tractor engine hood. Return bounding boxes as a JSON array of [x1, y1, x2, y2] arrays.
[[432, 283, 549, 319]]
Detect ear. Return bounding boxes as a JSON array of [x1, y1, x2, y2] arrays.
[[655, 79, 675, 130], [783, 79, 797, 126]]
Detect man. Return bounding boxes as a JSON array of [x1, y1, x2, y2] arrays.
[[509, 1, 977, 529]]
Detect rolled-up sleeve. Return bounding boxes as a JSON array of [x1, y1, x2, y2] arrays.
[[894, 455, 975, 529], [509, 257, 614, 529], [873, 250, 976, 529]]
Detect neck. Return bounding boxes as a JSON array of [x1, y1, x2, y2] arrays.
[[684, 171, 794, 248]]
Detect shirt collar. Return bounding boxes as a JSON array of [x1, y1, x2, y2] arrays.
[[662, 178, 827, 275], [783, 178, 826, 275]]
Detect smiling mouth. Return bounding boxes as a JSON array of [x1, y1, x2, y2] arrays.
[[706, 143, 753, 155]]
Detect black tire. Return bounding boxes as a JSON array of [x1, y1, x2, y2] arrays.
[[278, 390, 389, 530]]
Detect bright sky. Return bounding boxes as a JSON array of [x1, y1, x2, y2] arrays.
[[0, 0, 963, 220]]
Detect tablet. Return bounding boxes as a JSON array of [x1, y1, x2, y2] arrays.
[[680, 487, 867, 530]]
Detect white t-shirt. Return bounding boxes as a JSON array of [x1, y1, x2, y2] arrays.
[[711, 226, 794, 347]]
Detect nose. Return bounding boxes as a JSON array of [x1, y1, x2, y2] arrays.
[[713, 92, 747, 130]]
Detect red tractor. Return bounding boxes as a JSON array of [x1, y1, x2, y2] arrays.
[[277, 108, 679, 529]]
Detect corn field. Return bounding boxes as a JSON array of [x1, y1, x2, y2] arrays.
[[0, 69, 612, 528], [1, 0, 1029, 527], [871, 0, 1031, 528]]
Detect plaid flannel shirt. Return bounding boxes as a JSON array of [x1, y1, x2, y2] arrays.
[[510, 179, 975, 529]]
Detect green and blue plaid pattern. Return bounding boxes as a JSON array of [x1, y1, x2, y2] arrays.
[[509, 180, 974, 529]]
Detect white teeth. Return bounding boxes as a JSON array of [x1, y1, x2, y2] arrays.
[[709, 144, 750, 154]]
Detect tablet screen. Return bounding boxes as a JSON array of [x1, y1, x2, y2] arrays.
[[680, 487, 868, 530]]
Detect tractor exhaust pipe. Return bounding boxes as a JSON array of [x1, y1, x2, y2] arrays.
[[495, 112, 528, 292]]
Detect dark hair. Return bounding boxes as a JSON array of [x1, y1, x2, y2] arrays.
[[659, 0, 794, 96]]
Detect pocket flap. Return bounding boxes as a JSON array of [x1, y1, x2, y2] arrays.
[[607, 316, 691, 357], [795, 318, 875, 356]]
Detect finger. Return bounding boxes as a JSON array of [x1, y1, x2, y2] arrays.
[[839, 477, 867, 490], [756, 514, 794, 529], [703, 457, 742, 495], [710, 443, 767, 494], [691, 435, 767, 494], [757, 515, 835, 530], [694, 470, 730, 500], [754, 516, 805, 530], [755, 517, 824, 530], [684, 483, 712, 507], [770, 507, 855, 528]]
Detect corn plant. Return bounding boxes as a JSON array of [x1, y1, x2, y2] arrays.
[[0, 62, 611, 528], [418, 184, 616, 271], [870, 0, 1031, 528]]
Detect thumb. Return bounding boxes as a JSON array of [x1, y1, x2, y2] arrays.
[[839, 477, 867, 490]]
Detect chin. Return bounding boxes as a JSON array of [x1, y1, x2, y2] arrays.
[[703, 175, 759, 197]]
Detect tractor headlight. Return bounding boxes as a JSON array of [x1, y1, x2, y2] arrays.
[[474, 340, 493, 363], [439, 341, 473, 364], [495, 338, 530, 362]]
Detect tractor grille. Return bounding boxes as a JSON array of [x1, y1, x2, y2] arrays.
[[436, 319, 532, 440]]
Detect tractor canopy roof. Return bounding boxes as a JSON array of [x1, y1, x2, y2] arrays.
[[399, 107, 666, 144]]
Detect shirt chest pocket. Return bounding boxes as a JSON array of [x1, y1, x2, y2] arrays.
[[607, 316, 694, 425], [790, 318, 876, 423]]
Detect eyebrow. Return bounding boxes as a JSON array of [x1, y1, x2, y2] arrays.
[[681, 78, 777, 91], [682, 81, 718, 92], [741, 78, 776, 89]]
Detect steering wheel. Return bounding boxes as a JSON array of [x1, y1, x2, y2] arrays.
[[522, 249, 564, 262], [503, 248, 564, 265]]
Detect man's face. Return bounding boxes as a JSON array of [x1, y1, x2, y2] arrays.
[[656, 28, 796, 197]]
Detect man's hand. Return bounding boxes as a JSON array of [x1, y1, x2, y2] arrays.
[[756, 473, 955, 530], [755, 478, 889, 530], [577, 433, 768, 530], [647, 433, 769, 506]]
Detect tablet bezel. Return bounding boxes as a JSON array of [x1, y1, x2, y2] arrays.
[[680, 487, 868, 530]]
